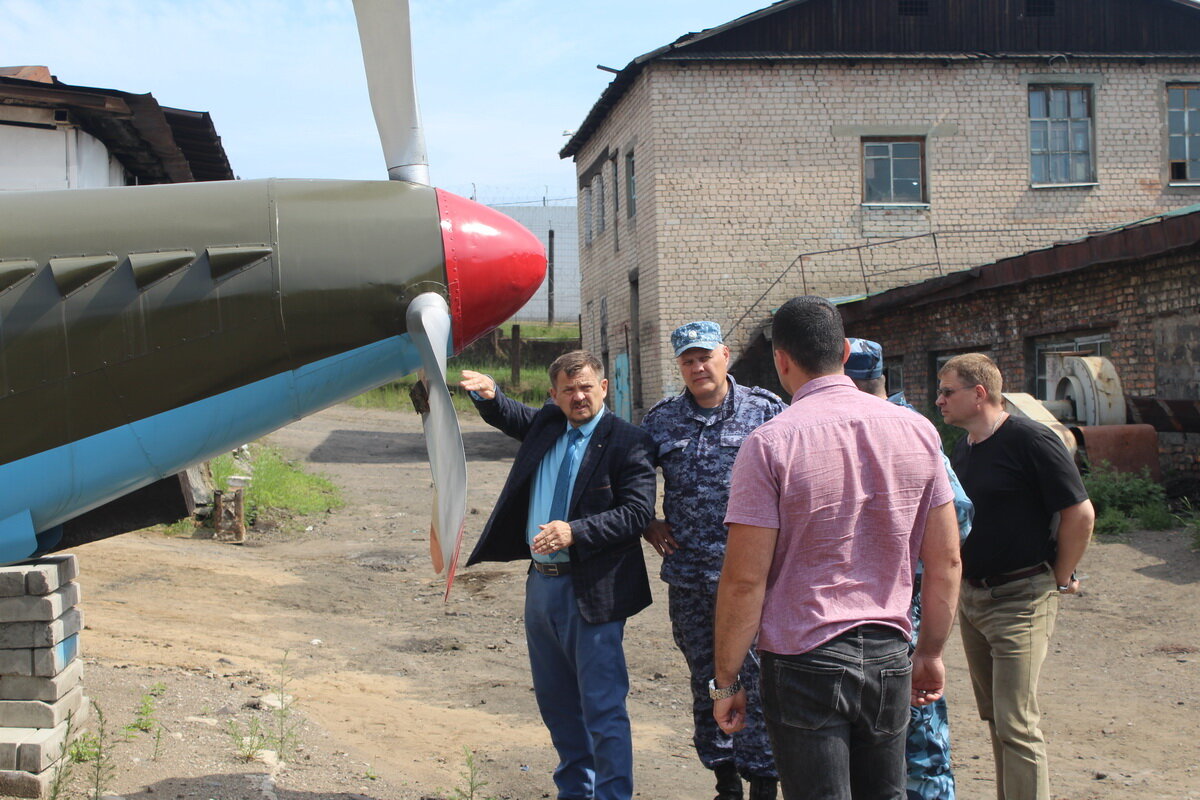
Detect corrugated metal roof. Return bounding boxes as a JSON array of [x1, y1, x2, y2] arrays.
[[838, 204, 1200, 323], [0, 73, 233, 183]]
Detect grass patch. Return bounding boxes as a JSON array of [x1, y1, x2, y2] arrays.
[[1082, 462, 1179, 538], [210, 445, 342, 528], [351, 361, 554, 414], [1134, 502, 1176, 531], [1083, 462, 1166, 516], [504, 321, 580, 339], [1093, 506, 1133, 537]]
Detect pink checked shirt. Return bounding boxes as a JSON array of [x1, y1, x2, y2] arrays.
[[724, 374, 953, 655]]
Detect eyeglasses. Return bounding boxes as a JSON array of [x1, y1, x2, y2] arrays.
[[936, 386, 971, 398]]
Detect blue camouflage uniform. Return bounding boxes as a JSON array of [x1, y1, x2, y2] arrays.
[[641, 376, 785, 780], [892, 391, 974, 800]]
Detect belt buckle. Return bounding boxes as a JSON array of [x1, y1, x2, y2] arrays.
[[537, 561, 566, 576]]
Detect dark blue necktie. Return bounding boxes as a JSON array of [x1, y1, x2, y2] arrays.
[[549, 428, 583, 522]]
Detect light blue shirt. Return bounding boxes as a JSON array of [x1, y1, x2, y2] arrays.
[[527, 405, 606, 563]]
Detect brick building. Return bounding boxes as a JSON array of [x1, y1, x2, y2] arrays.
[[830, 204, 1200, 476], [560, 0, 1200, 417]]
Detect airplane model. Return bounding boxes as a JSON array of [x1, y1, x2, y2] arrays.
[[0, 0, 547, 594]]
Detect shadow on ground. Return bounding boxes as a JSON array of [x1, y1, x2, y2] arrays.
[[308, 429, 518, 464], [1103, 528, 1200, 585]]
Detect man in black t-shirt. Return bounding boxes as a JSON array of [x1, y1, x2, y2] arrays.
[[936, 353, 1094, 800]]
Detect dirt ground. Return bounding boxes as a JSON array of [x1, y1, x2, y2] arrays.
[[44, 403, 1200, 800]]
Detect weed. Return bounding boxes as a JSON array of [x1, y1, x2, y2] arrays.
[[267, 651, 300, 761], [365, 762, 379, 780], [226, 651, 300, 763], [80, 702, 117, 800], [45, 710, 77, 800], [125, 689, 160, 737], [1094, 506, 1133, 537], [68, 731, 100, 763], [1083, 463, 1166, 516], [151, 723, 164, 761], [226, 716, 269, 762], [448, 747, 495, 800], [1134, 502, 1175, 531]]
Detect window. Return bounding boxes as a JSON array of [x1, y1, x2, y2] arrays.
[[1032, 334, 1111, 399], [898, 0, 929, 15], [862, 137, 926, 203], [611, 158, 620, 218], [1029, 85, 1094, 185], [583, 185, 593, 245], [594, 174, 606, 234], [625, 151, 637, 218], [1168, 84, 1200, 183]]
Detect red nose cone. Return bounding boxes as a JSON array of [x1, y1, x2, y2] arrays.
[[435, 189, 547, 353]]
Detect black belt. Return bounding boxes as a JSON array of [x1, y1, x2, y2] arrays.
[[531, 560, 571, 576], [966, 562, 1048, 589]]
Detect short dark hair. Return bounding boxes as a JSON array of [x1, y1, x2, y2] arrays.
[[549, 350, 604, 386], [772, 296, 845, 375], [852, 376, 887, 398]]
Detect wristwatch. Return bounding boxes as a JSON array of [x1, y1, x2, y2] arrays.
[[1057, 571, 1077, 592], [708, 677, 742, 700]]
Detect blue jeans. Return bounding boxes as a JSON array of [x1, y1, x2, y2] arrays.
[[525, 569, 633, 800], [762, 625, 911, 800]]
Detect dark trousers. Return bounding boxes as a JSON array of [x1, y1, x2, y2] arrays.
[[762, 625, 911, 800], [668, 583, 775, 778], [525, 570, 633, 800]]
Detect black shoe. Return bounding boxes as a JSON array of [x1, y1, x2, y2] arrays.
[[748, 776, 777, 800], [713, 762, 743, 800]]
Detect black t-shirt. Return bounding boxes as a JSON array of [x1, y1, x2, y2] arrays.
[[951, 415, 1089, 580]]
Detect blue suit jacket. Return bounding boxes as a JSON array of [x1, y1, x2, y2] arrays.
[[466, 389, 656, 624]]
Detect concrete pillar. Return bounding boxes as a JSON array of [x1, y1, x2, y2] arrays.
[[0, 555, 87, 798]]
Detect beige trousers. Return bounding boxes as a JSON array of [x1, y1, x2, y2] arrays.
[[959, 569, 1060, 800]]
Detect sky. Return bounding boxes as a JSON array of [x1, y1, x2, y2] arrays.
[[0, 0, 773, 205]]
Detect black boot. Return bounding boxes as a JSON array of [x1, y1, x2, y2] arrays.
[[713, 762, 743, 800], [748, 776, 777, 800]]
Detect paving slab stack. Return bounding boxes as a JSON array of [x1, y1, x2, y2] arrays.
[[0, 555, 87, 798]]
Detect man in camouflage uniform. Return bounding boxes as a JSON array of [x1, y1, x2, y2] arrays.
[[642, 321, 786, 800], [846, 338, 974, 800]]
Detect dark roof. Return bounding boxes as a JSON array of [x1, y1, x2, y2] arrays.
[[0, 73, 234, 183], [838, 204, 1200, 324], [560, 0, 1200, 159]]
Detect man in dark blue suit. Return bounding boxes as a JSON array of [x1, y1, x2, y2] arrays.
[[460, 350, 656, 800]]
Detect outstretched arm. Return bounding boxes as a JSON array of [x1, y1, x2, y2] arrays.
[[459, 370, 537, 441]]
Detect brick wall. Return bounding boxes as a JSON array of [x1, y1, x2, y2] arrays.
[[571, 55, 1200, 411], [843, 244, 1200, 475]]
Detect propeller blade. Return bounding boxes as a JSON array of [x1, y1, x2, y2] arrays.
[[352, 0, 431, 184], [405, 292, 467, 597]]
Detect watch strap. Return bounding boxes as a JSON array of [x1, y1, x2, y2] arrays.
[[708, 677, 742, 701]]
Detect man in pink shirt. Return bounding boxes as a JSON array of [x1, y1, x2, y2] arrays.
[[711, 296, 962, 800]]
